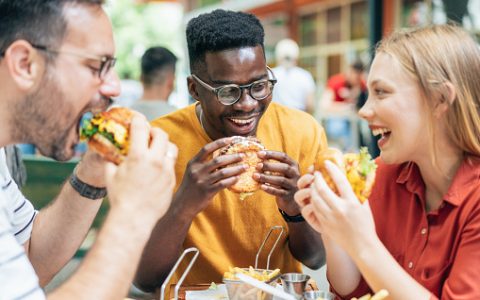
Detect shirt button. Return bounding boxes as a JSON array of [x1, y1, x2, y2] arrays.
[[421, 228, 427, 235], [408, 261, 413, 269]]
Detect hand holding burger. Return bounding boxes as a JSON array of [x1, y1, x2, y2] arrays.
[[213, 136, 265, 200], [314, 147, 376, 203]]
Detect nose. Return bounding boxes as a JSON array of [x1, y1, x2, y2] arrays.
[[232, 88, 258, 111], [358, 95, 374, 121], [99, 69, 121, 99]]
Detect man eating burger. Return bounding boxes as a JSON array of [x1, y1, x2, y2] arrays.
[[135, 9, 329, 292]]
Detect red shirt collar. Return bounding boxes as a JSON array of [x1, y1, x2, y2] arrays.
[[396, 156, 480, 207]]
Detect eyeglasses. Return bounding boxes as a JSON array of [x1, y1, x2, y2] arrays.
[[31, 44, 116, 80], [191, 67, 277, 105]]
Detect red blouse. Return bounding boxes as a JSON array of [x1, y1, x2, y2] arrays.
[[335, 157, 480, 300]]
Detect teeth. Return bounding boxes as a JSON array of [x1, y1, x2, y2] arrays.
[[372, 128, 391, 136], [230, 118, 253, 125]]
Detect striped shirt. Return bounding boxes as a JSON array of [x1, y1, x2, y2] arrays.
[[0, 148, 37, 245], [0, 169, 45, 298]]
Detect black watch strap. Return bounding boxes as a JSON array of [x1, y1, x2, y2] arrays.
[[69, 169, 107, 200], [278, 209, 305, 223]]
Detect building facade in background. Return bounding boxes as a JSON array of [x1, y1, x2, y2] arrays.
[[180, 0, 479, 89]]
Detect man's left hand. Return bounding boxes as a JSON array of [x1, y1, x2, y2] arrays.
[[253, 150, 300, 215]]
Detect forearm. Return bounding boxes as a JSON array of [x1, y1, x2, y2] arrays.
[[351, 236, 431, 300], [47, 207, 157, 300], [134, 196, 195, 292], [287, 221, 325, 269], [28, 180, 102, 286], [322, 236, 361, 295]]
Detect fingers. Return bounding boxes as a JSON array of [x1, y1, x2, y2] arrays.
[[312, 172, 338, 211], [324, 160, 357, 201], [148, 127, 170, 159], [301, 204, 324, 233], [260, 184, 290, 197], [310, 179, 333, 215], [258, 150, 296, 166], [297, 173, 314, 189], [165, 142, 178, 161], [294, 188, 311, 208], [208, 164, 246, 184], [195, 137, 233, 162], [204, 153, 245, 173], [257, 160, 298, 178], [128, 115, 150, 157]]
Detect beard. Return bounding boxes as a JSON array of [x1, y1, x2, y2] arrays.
[[11, 70, 78, 161]]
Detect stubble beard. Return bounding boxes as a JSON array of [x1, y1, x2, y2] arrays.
[[12, 71, 76, 161]]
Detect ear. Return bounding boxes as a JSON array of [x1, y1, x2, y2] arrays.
[[187, 76, 200, 101], [3, 40, 44, 91], [166, 72, 175, 90], [433, 81, 456, 118]]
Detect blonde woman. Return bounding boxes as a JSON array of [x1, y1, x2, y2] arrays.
[[295, 24, 480, 300]]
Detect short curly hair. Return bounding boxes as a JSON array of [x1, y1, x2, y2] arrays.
[[186, 9, 265, 73]]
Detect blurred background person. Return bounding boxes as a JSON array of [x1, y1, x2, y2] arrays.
[[272, 38, 316, 114], [320, 60, 367, 151], [130, 46, 178, 121], [321, 60, 367, 109]]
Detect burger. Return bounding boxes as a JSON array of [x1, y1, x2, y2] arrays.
[[314, 147, 377, 203], [80, 107, 133, 165], [214, 136, 265, 200]]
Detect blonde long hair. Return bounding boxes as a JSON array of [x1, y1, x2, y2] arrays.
[[376, 24, 480, 159]]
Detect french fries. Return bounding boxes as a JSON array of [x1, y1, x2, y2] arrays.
[[223, 266, 280, 282], [223, 267, 281, 300], [351, 289, 389, 300]]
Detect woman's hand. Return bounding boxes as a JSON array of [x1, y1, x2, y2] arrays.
[[297, 160, 377, 255]]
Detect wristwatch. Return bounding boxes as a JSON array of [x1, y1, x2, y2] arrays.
[[69, 168, 107, 200], [278, 209, 305, 223]]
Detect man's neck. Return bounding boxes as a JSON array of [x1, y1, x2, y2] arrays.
[[141, 85, 170, 102]]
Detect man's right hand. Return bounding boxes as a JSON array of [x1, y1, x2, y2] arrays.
[[104, 115, 177, 222], [174, 137, 247, 217]]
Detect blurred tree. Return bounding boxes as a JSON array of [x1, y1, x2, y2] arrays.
[[106, 0, 183, 79]]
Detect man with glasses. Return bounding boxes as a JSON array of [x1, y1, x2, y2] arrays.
[[135, 9, 328, 292], [0, 1, 177, 298]]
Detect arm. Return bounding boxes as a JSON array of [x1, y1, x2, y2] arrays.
[[25, 150, 106, 286], [48, 116, 178, 299], [295, 173, 361, 292], [305, 162, 432, 299], [254, 151, 325, 269], [135, 137, 247, 292]]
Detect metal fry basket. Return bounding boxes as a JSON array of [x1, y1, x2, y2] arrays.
[[223, 226, 285, 300], [159, 247, 200, 300]]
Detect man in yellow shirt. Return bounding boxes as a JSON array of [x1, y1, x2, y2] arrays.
[[135, 9, 327, 292]]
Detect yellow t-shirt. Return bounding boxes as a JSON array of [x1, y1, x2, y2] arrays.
[[151, 102, 327, 285]]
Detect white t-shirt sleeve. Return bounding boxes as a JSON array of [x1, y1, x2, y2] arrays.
[[0, 148, 37, 245], [303, 70, 316, 94], [0, 191, 45, 299]]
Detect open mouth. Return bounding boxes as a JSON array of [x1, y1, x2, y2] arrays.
[[226, 115, 258, 135], [372, 127, 391, 148]]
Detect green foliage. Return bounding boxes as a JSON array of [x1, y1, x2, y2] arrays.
[[105, 0, 183, 80]]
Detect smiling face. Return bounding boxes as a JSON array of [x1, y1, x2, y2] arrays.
[[359, 52, 431, 164], [189, 46, 271, 140], [12, 4, 119, 161]]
